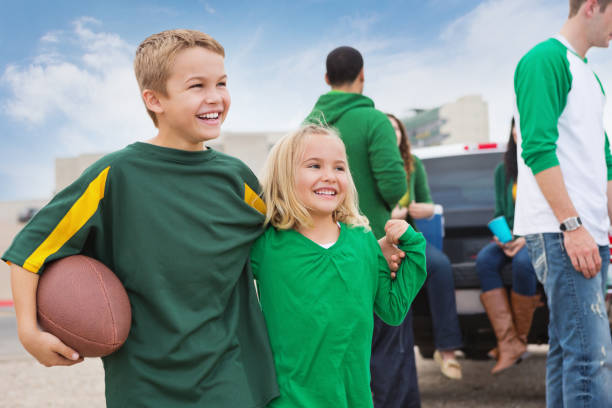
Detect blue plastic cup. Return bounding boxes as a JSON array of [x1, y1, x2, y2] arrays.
[[488, 216, 513, 244]]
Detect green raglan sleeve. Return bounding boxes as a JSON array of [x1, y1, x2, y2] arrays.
[[2, 161, 111, 274], [412, 157, 433, 204], [605, 132, 612, 181], [373, 226, 427, 325], [493, 163, 506, 219], [515, 40, 572, 175], [368, 115, 408, 208]]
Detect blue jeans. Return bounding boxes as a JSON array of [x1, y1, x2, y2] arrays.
[[525, 233, 612, 408], [475, 242, 537, 296], [425, 243, 463, 351]]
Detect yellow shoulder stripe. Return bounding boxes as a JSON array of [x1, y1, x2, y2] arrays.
[[244, 183, 266, 215], [23, 166, 110, 273]]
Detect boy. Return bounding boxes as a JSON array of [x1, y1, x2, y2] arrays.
[[4, 29, 279, 407]]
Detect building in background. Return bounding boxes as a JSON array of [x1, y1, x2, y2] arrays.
[[402, 95, 489, 147], [54, 131, 285, 193]]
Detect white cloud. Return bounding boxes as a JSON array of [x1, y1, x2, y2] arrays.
[[2, 18, 153, 157], [4, 1, 612, 200]]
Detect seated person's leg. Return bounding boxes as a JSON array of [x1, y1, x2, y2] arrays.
[[511, 246, 537, 296], [424, 243, 462, 351], [509, 246, 541, 344], [477, 241, 525, 372], [475, 242, 506, 292]]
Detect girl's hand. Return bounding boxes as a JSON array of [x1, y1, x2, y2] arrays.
[[492, 236, 505, 249], [391, 205, 409, 220], [384, 219, 410, 246], [408, 202, 435, 219], [502, 237, 526, 258]]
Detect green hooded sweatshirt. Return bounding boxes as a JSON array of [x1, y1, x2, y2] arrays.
[[305, 91, 407, 238]]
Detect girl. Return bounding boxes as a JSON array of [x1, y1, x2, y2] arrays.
[[475, 118, 540, 374], [251, 124, 426, 408]]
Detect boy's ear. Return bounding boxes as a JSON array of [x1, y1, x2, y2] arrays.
[[324, 73, 331, 86], [358, 68, 364, 84], [142, 89, 164, 114]]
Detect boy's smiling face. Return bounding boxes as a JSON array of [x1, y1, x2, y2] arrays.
[[150, 47, 230, 150]]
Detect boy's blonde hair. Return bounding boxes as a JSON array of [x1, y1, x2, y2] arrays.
[[261, 124, 370, 231], [134, 29, 225, 127]]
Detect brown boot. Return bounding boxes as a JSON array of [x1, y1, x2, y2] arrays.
[[480, 288, 526, 374], [511, 291, 542, 344], [488, 292, 542, 360]]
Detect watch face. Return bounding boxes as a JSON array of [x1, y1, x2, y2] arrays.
[[561, 217, 581, 231]]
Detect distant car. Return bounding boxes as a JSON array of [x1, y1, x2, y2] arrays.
[[411, 143, 612, 359], [17, 207, 39, 223]]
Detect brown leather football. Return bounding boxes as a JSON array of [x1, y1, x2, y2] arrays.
[[36, 255, 131, 357]]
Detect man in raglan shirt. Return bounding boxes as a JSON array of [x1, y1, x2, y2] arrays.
[[513, 0, 612, 406]]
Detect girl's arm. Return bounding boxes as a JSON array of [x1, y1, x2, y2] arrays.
[[373, 220, 427, 325]]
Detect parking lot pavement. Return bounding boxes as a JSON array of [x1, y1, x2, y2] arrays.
[[0, 304, 546, 408], [416, 346, 547, 408]]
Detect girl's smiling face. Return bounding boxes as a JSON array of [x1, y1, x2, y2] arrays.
[[294, 133, 348, 220]]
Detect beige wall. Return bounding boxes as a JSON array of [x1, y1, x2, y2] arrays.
[[54, 131, 285, 191], [0, 199, 50, 300], [440, 95, 489, 144]]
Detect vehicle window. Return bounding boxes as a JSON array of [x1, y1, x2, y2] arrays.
[[422, 152, 503, 211]]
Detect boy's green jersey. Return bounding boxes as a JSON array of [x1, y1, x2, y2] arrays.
[[2, 142, 278, 407], [251, 223, 426, 408]]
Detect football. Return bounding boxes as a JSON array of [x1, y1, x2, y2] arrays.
[[36, 255, 131, 357]]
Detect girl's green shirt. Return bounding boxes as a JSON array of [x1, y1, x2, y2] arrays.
[[251, 223, 426, 408]]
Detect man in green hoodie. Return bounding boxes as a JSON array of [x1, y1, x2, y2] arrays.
[[305, 46, 421, 408]]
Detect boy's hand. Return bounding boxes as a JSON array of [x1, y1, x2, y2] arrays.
[[385, 219, 410, 246], [378, 236, 405, 279], [19, 328, 83, 367]]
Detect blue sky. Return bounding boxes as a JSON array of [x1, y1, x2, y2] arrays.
[[1, 0, 611, 200]]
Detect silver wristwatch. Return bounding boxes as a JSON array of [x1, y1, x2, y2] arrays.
[[559, 216, 582, 232]]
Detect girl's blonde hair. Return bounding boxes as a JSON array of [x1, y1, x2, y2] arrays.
[[261, 124, 370, 230]]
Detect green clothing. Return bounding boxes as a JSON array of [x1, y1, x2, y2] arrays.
[[398, 156, 432, 207], [514, 38, 612, 176], [397, 156, 432, 229], [305, 92, 407, 238], [493, 162, 516, 231], [3, 142, 278, 407], [251, 223, 426, 408]]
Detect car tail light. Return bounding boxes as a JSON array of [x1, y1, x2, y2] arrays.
[[463, 143, 499, 151]]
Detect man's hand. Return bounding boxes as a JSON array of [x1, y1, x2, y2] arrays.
[[502, 237, 525, 258], [408, 202, 435, 220], [18, 327, 83, 367], [563, 227, 601, 279]]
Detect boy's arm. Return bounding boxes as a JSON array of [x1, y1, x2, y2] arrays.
[[11, 264, 82, 366], [374, 221, 426, 325]]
